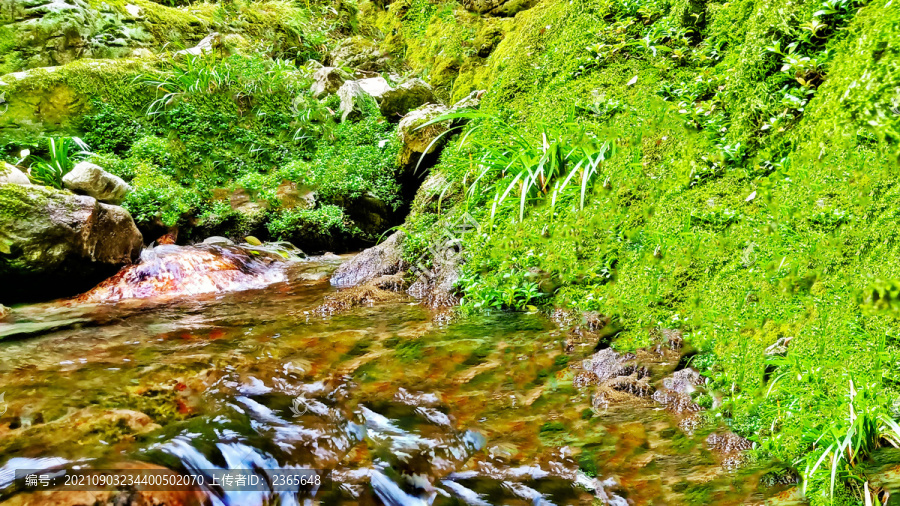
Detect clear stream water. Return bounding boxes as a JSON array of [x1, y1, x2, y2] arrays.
[[0, 246, 799, 505]]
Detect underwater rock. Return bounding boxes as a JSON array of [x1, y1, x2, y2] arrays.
[[313, 284, 404, 316], [62, 161, 131, 205], [330, 231, 405, 288], [0, 163, 30, 185], [379, 78, 436, 120], [0, 184, 142, 303], [310, 66, 351, 98]]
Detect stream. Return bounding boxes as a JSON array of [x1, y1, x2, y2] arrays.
[[0, 245, 800, 505]]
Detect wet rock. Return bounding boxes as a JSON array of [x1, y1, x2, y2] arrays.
[[574, 348, 654, 410], [370, 273, 408, 291], [331, 231, 405, 287], [706, 432, 752, 453], [310, 66, 352, 98], [62, 161, 131, 204], [0, 184, 143, 303], [0, 163, 30, 185], [651, 368, 705, 414], [313, 284, 404, 316], [407, 241, 462, 308], [461, 0, 537, 16], [77, 244, 289, 303], [379, 78, 436, 120], [706, 432, 752, 469], [573, 349, 647, 386]]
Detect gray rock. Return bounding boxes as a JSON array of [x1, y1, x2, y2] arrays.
[[0, 184, 143, 303], [407, 239, 462, 308], [450, 89, 485, 111], [337, 80, 383, 122], [0, 163, 31, 185], [330, 231, 406, 287], [310, 66, 351, 98], [379, 78, 436, 120], [174, 32, 220, 57], [397, 90, 484, 169], [62, 161, 131, 205]]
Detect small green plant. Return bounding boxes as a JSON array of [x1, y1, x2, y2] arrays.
[[419, 111, 615, 224], [801, 380, 900, 501], [26, 137, 92, 188]]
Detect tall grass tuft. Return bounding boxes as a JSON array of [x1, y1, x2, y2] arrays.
[[417, 110, 615, 225], [26, 137, 92, 189]]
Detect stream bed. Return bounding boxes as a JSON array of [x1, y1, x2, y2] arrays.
[[0, 251, 798, 505]]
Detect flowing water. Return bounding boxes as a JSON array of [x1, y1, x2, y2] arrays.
[[0, 246, 799, 505]]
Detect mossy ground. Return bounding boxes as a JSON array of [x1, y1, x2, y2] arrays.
[[390, 0, 900, 502]]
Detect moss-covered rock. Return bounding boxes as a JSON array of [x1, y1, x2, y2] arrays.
[[0, 183, 142, 302]]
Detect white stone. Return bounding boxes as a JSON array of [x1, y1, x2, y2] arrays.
[[0, 162, 31, 185], [62, 161, 131, 205]]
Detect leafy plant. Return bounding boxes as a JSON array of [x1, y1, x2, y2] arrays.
[[26, 137, 92, 188]]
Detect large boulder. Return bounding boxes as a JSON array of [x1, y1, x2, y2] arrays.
[[0, 163, 30, 185], [407, 240, 463, 308], [62, 161, 131, 205], [330, 231, 406, 287], [0, 184, 143, 303], [379, 78, 435, 120], [310, 66, 351, 98]]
